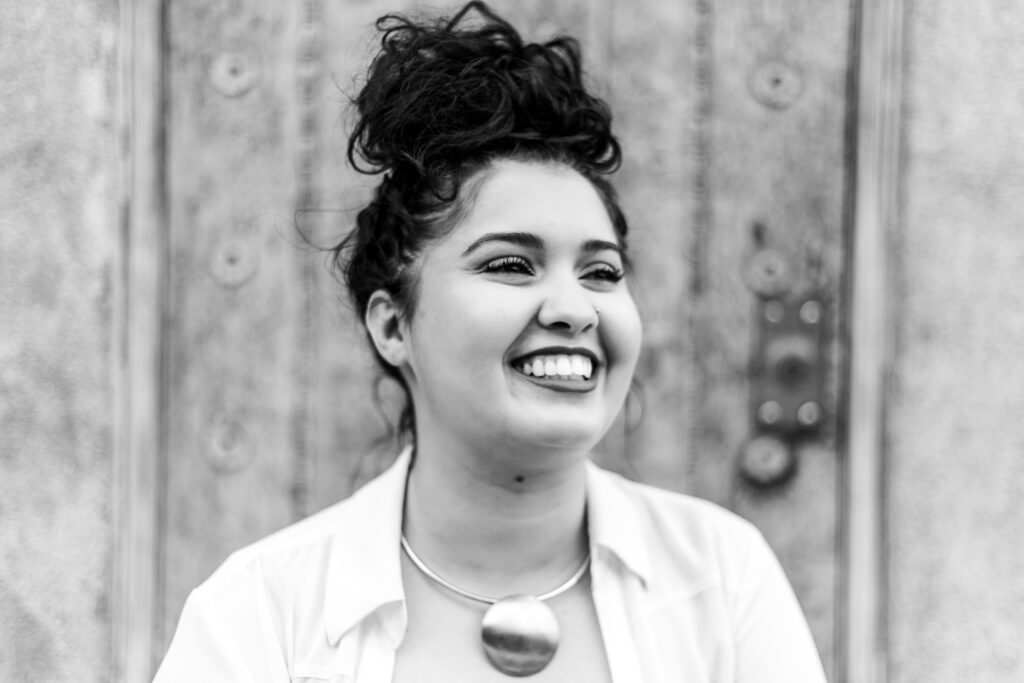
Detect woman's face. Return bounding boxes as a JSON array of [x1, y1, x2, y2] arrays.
[[397, 160, 642, 453]]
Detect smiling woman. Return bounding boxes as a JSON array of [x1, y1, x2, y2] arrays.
[[373, 160, 641, 461], [152, 3, 826, 682]]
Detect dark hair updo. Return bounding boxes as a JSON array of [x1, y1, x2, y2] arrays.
[[335, 0, 628, 436]]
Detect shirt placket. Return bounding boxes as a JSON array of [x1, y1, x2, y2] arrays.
[[589, 548, 647, 683]]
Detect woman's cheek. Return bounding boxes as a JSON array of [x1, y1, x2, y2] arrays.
[[606, 295, 643, 366]]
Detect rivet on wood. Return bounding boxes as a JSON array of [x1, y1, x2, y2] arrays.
[[209, 237, 259, 288], [764, 300, 786, 324], [757, 400, 784, 426], [206, 414, 253, 474], [748, 61, 804, 110], [743, 248, 793, 298], [209, 52, 260, 97], [800, 300, 822, 324], [797, 401, 822, 427]]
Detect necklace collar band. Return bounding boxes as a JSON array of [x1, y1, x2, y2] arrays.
[[399, 534, 591, 604]]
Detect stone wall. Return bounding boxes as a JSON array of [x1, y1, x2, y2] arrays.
[[889, 2, 1024, 680], [0, 2, 119, 682]]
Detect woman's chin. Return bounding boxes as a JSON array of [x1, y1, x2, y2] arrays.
[[501, 414, 610, 453]]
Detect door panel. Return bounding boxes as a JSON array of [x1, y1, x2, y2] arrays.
[[155, 2, 852, 679], [696, 3, 851, 674], [161, 0, 307, 649]]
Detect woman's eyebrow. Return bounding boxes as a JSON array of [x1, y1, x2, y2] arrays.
[[461, 232, 543, 256], [461, 233, 624, 258], [582, 239, 623, 256]]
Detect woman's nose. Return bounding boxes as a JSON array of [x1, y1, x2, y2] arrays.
[[536, 279, 599, 333]]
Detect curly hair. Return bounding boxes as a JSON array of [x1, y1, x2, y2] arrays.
[[334, 1, 628, 436]]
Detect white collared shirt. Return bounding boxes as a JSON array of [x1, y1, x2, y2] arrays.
[[154, 448, 827, 682]]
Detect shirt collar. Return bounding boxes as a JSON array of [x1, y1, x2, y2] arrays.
[[322, 449, 652, 644], [323, 445, 412, 645], [586, 461, 652, 587]]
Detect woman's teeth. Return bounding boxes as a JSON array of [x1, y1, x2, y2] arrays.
[[517, 354, 593, 380]]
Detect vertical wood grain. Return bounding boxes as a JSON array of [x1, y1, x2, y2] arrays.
[[159, 0, 311, 651], [694, 1, 853, 674], [289, 0, 323, 520], [585, 0, 700, 491], [843, 1, 901, 681], [308, 0, 411, 513], [113, 1, 165, 679]]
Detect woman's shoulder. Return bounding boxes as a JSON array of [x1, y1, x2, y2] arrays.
[[588, 463, 772, 594], [590, 463, 760, 536], [191, 495, 357, 604], [155, 499, 361, 679], [196, 455, 406, 600], [156, 459, 409, 680]]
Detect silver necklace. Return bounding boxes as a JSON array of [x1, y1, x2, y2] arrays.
[[400, 534, 591, 677]]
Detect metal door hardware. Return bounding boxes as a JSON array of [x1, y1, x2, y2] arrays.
[[742, 248, 794, 298], [740, 295, 827, 486], [752, 296, 825, 436], [739, 434, 796, 487]]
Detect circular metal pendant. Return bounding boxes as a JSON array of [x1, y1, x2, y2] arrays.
[[481, 594, 560, 677]]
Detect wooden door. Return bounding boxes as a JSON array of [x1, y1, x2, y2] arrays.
[[122, 1, 862, 680]]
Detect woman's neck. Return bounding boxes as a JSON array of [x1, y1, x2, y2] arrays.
[[402, 430, 590, 600]]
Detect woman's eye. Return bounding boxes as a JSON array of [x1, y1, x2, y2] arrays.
[[482, 256, 534, 275], [583, 264, 624, 283]]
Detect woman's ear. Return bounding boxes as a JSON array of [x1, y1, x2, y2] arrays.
[[365, 289, 409, 368]]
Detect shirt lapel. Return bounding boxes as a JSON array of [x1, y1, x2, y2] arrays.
[[323, 446, 412, 645]]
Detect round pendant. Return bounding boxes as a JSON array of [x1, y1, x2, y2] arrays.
[[481, 594, 560, 677]]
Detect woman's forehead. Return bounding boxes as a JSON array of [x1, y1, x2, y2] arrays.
[[446, 160, 617, 247]]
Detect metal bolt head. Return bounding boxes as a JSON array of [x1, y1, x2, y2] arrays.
[[757, 400, 784, 426], [797, 401, 822, 428], [740, 435, 796, 487], [800, 300, 822, 325], [765, 335, 816, 387], [743, 249, 793, 297], [764, 300, 786, 324]]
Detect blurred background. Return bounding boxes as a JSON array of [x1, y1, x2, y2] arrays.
[[2, 1, 1023, 681]]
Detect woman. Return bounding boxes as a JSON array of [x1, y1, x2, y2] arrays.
[[154, 3, 826, 681]]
